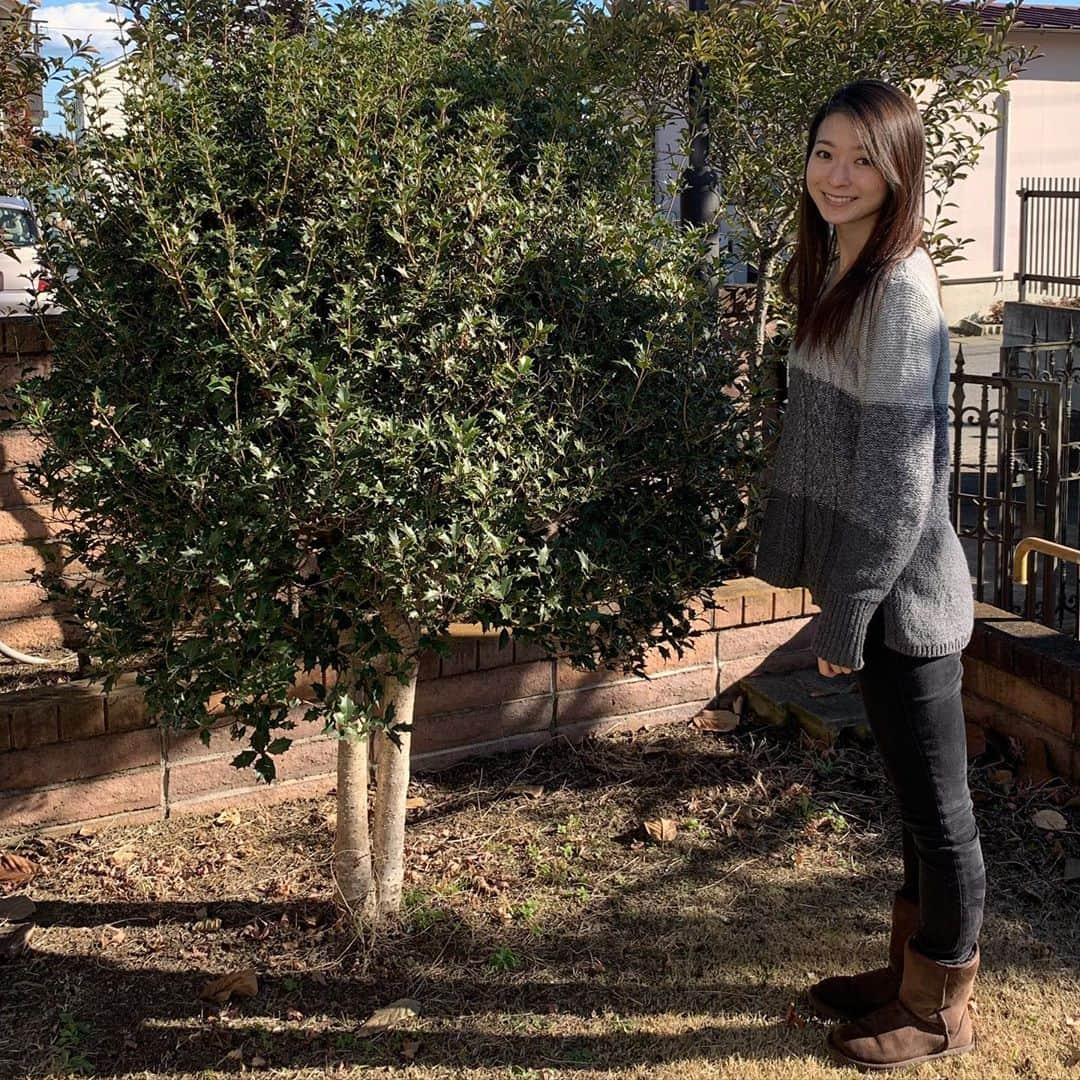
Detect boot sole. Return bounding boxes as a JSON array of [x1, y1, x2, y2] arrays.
[[825, 1028, 977, 1072]]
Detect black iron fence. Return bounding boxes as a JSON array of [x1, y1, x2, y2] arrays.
[[949, 323, 1080, 636], [1016, 177, 1080, 302]]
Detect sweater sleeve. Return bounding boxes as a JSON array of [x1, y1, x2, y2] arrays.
[[811, 274, 943, 670]]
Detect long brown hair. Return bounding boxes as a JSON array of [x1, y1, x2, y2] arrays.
[[780, 79, 937, 354]]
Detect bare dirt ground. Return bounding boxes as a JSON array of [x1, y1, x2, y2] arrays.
[[1, 716, 1078, 1080]]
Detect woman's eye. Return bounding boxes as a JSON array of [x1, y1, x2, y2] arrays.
[[815, 149, 830, 159]]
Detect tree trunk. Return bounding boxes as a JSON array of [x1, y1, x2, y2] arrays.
[[333, 730, 373, 916], [370, 606, 421, 919], [751, 245, 778, 375]]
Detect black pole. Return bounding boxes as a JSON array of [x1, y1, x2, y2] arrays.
[[680, 0, 721, 276]]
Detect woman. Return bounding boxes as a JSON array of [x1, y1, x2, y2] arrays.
[[754, 79, 984, 1071]]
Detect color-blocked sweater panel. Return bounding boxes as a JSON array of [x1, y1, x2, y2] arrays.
[[755, 247, 973, 670]]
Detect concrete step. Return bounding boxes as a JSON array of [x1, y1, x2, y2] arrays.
[[739, 668, 871, 744]]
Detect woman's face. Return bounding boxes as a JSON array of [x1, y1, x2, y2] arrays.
[[805, 111, 889, 232]]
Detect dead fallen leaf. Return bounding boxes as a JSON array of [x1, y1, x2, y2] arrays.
[[100, 926, 126, 948], [359, 998, 421, 1033], [199, 969, 259, 1004], [194, 918, 222, 934], [509, 784, 544, 800], [0, 853, 38, 884], [405, 796, 428, 810], [692, 707, 739, 732], [989, 768, 1014, 788], [1033, 809, 1068, 832], [402, 1038, 420, 1061], [643, 818, 678, 844], [0, 895, 35, 923], [109, 848, 138, 869], [225, 1048, 244, 1062], [214, 808, 242, 827], [784, 1002, 807, 1028], [250, 1055, 267, 1068]]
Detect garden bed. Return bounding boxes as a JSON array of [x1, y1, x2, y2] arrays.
[[1, 718, 1078, 1079]]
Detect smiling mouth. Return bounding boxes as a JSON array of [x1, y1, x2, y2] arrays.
[[822, 192, 857, 205]]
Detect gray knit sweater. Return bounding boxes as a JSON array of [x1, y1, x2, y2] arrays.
[[755, 245, 973, 671]]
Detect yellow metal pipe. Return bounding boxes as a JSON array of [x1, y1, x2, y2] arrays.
[[1012, 536, 1080, 586]]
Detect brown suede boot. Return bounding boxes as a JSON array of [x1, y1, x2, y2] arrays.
[[826, 937, 979, 1071], [807, 892, 919, 1021]]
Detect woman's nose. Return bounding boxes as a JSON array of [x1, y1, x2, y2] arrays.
[[829, 162, 853, 185]]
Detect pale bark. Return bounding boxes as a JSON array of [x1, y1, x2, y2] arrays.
[[333, 730, 372, 916], [370, 606, 421, 918]]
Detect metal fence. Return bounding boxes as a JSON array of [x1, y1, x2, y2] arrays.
[[1017, 177, 1080, 302], [949, 325, 1080, 636]]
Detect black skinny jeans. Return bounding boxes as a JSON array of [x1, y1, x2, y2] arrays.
[[855, 603, 985, 964]]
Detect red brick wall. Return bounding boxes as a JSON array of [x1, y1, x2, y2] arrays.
[[962, 602, 1080, 784], [0, 579, 818, 839], [0, 318, 79, 656]]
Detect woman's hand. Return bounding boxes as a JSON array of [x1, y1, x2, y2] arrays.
[[818, 656, 854, 677]]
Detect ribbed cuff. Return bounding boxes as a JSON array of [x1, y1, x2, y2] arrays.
[[811, 590, 879, 671]]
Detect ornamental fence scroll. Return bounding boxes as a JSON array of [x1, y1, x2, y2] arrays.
[[949, 313, 1080, 637]]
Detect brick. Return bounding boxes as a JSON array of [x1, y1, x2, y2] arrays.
[[961, 656, 1073, 739], [0, 582, 51, 619], [7, 694, 59, 748], [963, 626, 988, 662], [0, 806, 162, 846], [742, 591, 774, 625], [0, 726, 161, 791], [414, 660, 552, 718], [643, 631, 715, 676], [0, 507, 60, 545], [414, 729, 551, 774], [512, 640, 550, 664], [0, 542, 69, 584], [0, 766, 160, 832], [440, 641, 477, 678], [556, 666, 716, 728], [713, 596, 742, 629], [965, 721, 987, 760], [416, 649, 440, 681], [717, 616, 814, 661], [962, 696, 1071, 781], [772, 588, 803, 620], [58, 689, 106, 741], [0, 472, 46, 510], [105, 686, 149, 732], [166, 736, 336, 802], [477, 637, 515, 671], [287, 665, 335, 702], [0, 613, 79, 652], [167, 773, 334, 820], [412, 696, 552, 754], [0, 431, 44, 470], [0, 353, 49, 391], [165, 718, 237, 765]]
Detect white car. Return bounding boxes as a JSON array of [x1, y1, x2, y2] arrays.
[[0, 196, 56, 315]]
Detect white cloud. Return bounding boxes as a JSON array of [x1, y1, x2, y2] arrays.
[[37, 2, 131, 58]]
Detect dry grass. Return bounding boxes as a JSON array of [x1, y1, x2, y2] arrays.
[[1, 717, 1078, 1080]]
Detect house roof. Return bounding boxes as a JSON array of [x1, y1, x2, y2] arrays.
[[948, 3, 1080, 30]]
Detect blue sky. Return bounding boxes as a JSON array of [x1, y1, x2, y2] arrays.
[[34, 0, 1080, 133]]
